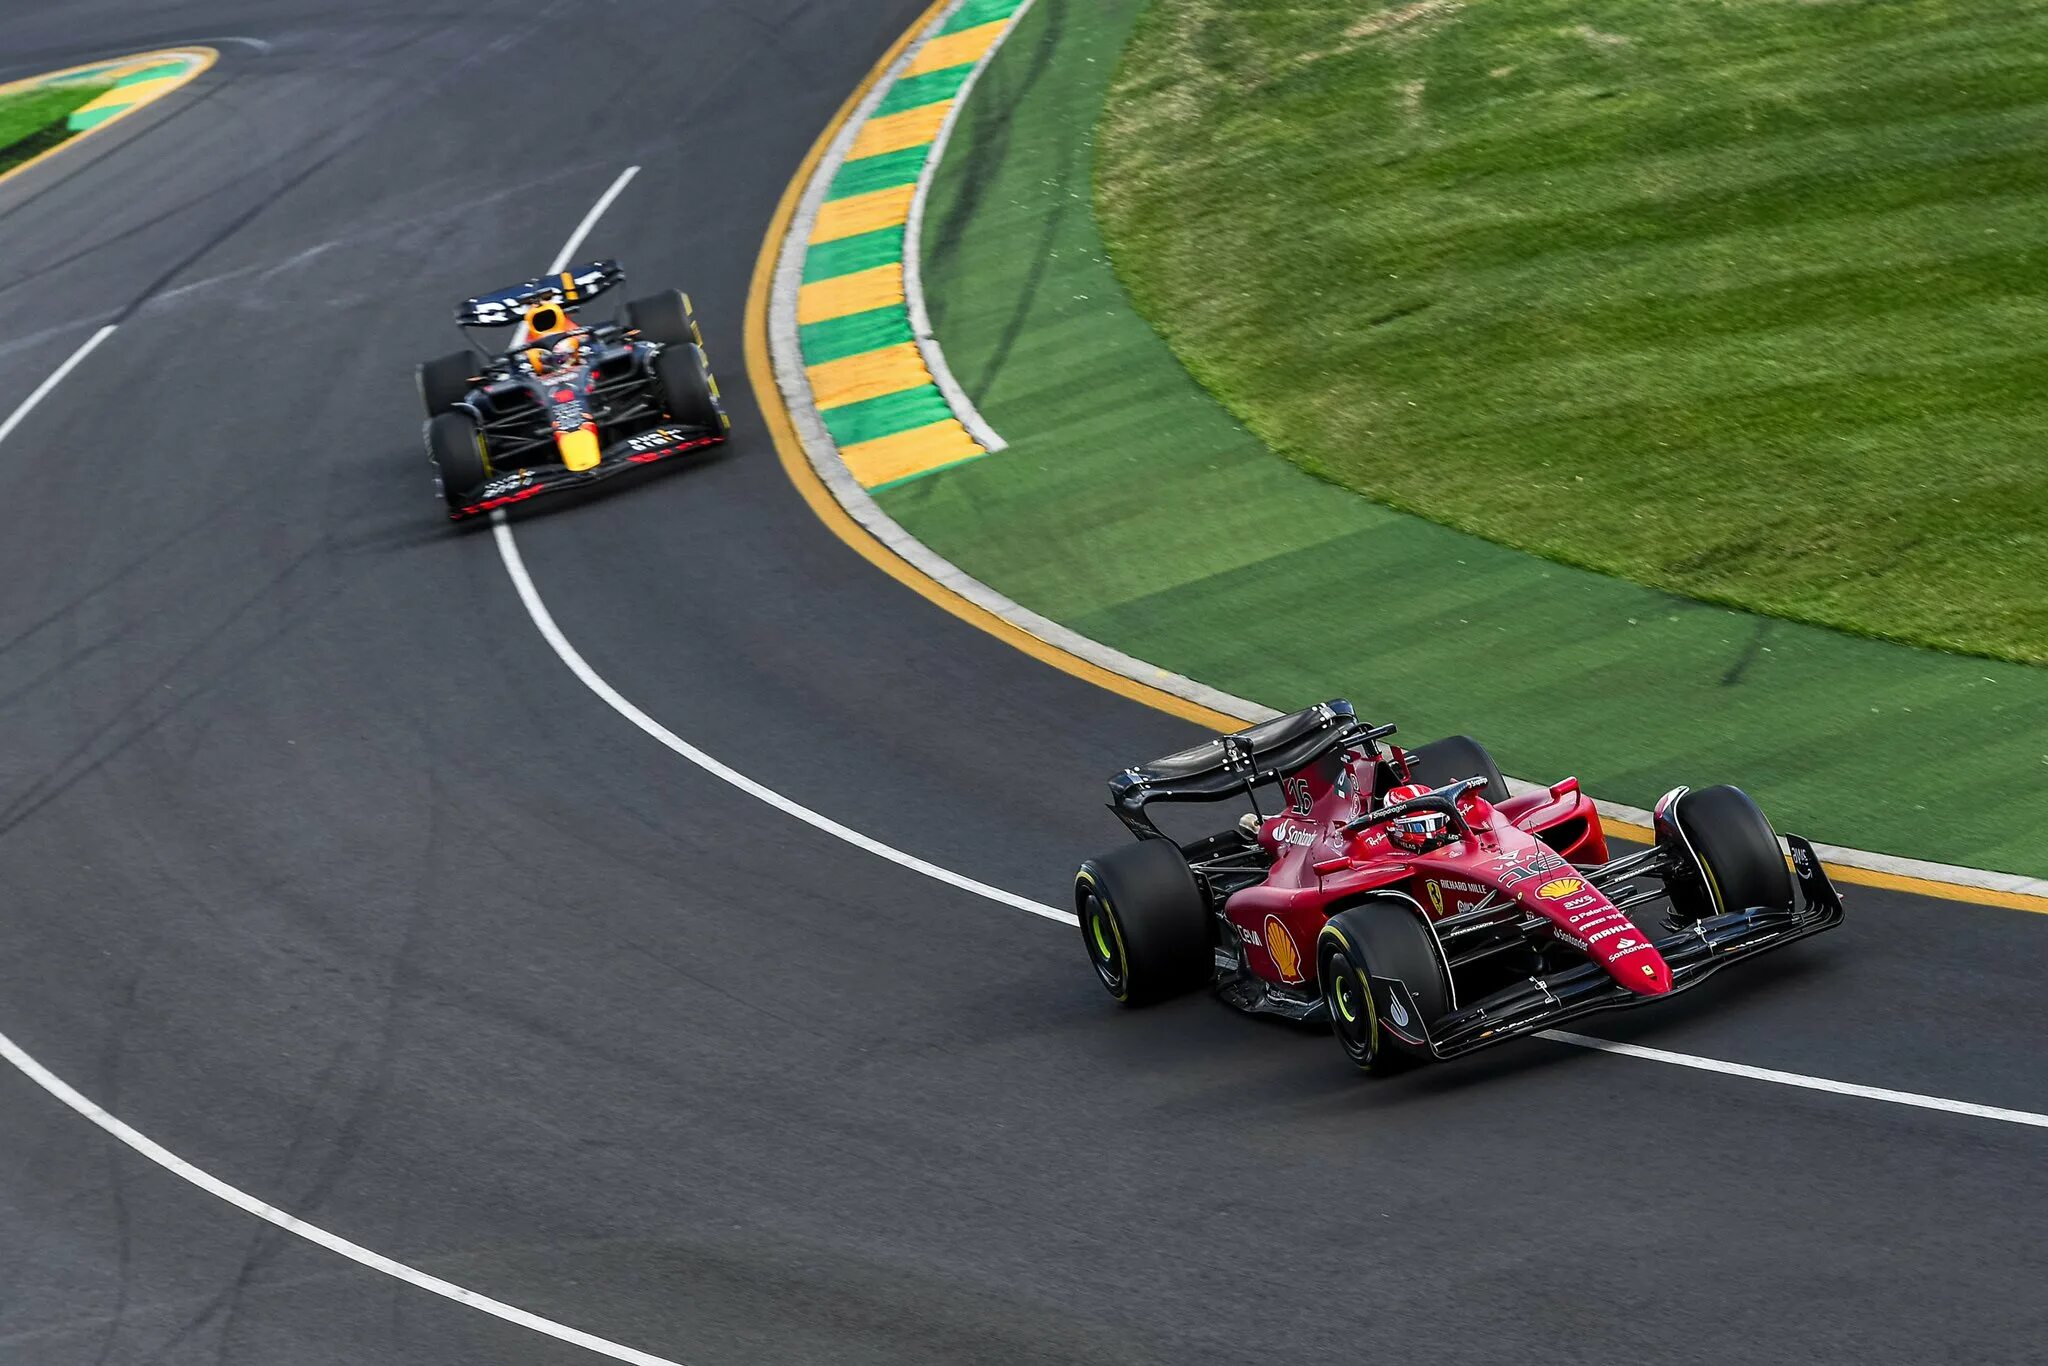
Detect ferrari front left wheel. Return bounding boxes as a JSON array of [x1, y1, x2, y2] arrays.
[[1318, 900, 1450, 1075]]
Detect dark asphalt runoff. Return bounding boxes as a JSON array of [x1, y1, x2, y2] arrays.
[[2, 4, 2045, 1364]]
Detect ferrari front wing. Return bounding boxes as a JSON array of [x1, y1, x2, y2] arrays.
[[1374, 836, 1846, 1060]]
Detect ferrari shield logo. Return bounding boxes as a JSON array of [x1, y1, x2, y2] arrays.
[[1641, 964, 1655, 978], [1425, 881, 1444, 915]]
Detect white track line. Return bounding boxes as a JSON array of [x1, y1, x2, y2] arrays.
[[0, 324, 115, 445], [497, 169, 2048, 1133], [0, 176, 691, 1366], [550, 165, 640, 274], [0, 1030, 689, 1365], [497, 163, 1073, 929], [1545, 1031, 2048, 1129], [500, 515, 2048, 1130], [0, 159, 2039, 1366], [489, 521, 1073, 926]]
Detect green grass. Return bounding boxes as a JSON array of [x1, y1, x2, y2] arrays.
[[0, 83, 112, 176], [898, 0, 2048, 876], [1096, 0, 2048, 664]]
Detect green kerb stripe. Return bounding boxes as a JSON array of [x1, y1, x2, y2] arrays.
[[874, 67, 974, 118], [827, 146, 927, 201], [820, 386, 956, 446], [802, 305, 916, 365], [805, 226, 905, 283], [67, 105, 130, 130], [941, 0, 1026, 33]]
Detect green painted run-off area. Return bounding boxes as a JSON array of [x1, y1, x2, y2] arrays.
[[884, 0, 2048, 877], [0, 83, 113, 177]]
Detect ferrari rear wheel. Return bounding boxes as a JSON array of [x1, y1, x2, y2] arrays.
[[1318, 900, 1450, 1074], [1405, 734, 1509, 804], [419, 351, 477, 418], [655, 342, 729, 435], [1073, 839, 1211, 1007], [426, 411, 489, 508]]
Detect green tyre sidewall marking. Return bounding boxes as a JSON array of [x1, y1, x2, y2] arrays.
[[1075, 868, 1129, 1002], [1318, 927, 1378, 1072]]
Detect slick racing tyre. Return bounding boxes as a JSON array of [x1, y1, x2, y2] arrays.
[[426, 411, 489, 508], [1658, 784, 1793, 924], [1074, 839, 1211, 1007], [655, 342, 729, 435], [1405, 734, 1510, 804], [419, 352, 477, 418], [1318, 899, 1450, 1075], [625, 289, 698, 347]]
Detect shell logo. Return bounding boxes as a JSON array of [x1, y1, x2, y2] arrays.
[[1536, 876, 1588, 901], [1264, 915, 1304, 983]]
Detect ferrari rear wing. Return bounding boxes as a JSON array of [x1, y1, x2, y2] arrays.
[[1107, 699, 1397, 837], [456, 259, 625, 327]]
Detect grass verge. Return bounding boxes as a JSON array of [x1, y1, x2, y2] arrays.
[[1097, 0, 2048, 664], [0, 84, 113, 177], [891, 0, 2048, 877]]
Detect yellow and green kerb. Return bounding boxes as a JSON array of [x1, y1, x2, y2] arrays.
[[0, 49, 214, 189], [797, 0, 1027, 492]]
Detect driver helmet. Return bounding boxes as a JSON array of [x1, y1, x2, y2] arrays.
[[522, 304, 581, 370], [1382, 782, 1450, 852]]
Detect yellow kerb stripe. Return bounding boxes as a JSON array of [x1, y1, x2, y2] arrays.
[[841, 420, 985, 487], [848, 101, 952, 161], [807, 342, 934, 411], [70, 75, 185, 114], [796, 264, 904, 325], [811, 184, 917, 244], [905, 20, 1011, 78]]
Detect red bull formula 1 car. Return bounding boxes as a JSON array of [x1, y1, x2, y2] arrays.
[[1075, 700, 1843, 1073], [417, 260, 729, 519]]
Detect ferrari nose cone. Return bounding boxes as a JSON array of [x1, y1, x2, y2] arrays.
[[1620, 945, 1673, 995], [1590, 929, 1672, 995]]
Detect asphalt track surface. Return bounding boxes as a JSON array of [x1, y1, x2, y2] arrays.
[[2, 5, 2046, 1364]]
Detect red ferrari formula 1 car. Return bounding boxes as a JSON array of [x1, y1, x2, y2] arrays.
[[1075, 700, 1843, 1073], [417, 260, 729, 519]]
